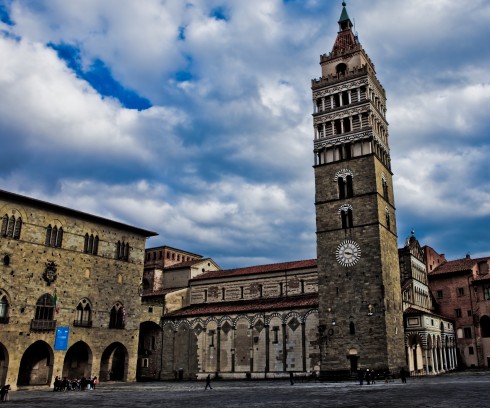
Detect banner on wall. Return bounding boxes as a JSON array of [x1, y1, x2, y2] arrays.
[[54, 326, 70, 350]]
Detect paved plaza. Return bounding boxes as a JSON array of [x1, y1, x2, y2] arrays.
[[6, 371, 490, 408]]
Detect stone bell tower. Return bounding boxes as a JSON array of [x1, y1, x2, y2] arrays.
[[312, 2, 405, 378]]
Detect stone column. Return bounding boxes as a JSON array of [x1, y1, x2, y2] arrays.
[[282, 323, 287, 372], [265, 324, 270, 373], [301, 322, 307, 372], [217, 326, 221, 372], [424, 348, 430, 375]]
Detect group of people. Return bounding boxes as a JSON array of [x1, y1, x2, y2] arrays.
[[53, 376, 97, 391], [358, 368, 377, 385]]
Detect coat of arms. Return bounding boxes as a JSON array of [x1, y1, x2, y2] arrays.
[[43, 261, 57, 285]]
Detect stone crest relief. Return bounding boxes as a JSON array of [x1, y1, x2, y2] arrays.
[[43, 260, 57, 285]]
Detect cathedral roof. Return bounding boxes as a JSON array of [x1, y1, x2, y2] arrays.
[[164, 293, 318, 318], [190, 259, 317, 281]]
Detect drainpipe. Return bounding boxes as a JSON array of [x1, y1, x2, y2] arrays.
[[467, 274, 479, 367]]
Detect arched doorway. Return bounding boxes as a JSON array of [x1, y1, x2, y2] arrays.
[[100, 343, 128, 382], [62, 341, 93, 379], [17, 341, 54, 386], [137, 321, 162, 381], [0, 343, 8, 386]]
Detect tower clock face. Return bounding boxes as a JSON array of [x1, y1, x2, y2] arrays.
[[336, 240, 361, 267]]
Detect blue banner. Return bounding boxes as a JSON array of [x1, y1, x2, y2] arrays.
[[54, 326, 69, 350]]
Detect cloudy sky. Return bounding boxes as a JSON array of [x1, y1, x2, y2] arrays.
[[0, 0, 489, 269]]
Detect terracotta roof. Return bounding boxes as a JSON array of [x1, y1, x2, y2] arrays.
[[190, 259, 317, 282], [165, 293, 318, 318], [471, 273, 490, 283], [429, 257, 489, 276]]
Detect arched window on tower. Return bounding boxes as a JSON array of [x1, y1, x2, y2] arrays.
[[336, 63, 347, 76], [338, 175, 354, 199], [385, 208, 391, 230], [350, 322, 355, 335], [382, 178, 389, 200], [340, 205, 353, 229]]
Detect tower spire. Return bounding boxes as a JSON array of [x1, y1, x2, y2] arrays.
[[338, 1, 353, 31], [332, 1, 357, 55]]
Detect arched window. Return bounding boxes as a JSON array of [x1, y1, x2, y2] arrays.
[[481, 315, 490, 338], [34, 294, 54, 321], [337, 171, 354, 199], [0, 291, 9, 324], [340, 205, 354, 229], [336, 63, 347, 76], [3, 255, 9, 266], [13, 217, 22, 239], [1, 215, 7, 236], [116, 241, 130, 261], [385, 208, 391, 230], [350, 322, 355, 335], [45, 225, 63, 248], [382, 177, 389, 200], [109, 303, 125, 329], [74, 299, 92, 327]]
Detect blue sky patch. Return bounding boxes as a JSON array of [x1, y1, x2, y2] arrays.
[[210, 6, 229, 21], [0, 1, 14, 25], [49, 42, 151, 110]]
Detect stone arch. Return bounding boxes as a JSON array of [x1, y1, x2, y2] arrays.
[[233, 314, 251, 328], [265, 312, 283, 326], [190, 318, 205, 330], [62, 341, 93, 379], [100, 342, 128, 382], [218, 315, 234, 327], [175, 320, 198, 379], [0, 342, 8, 386], [234, 316, 251, 373], [17, 340, 54, 386]]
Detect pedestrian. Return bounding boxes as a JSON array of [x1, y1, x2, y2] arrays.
[[358, 369, 364, 385], [205, 374, 212, 390], [400, 367, 407, 384], [0, 384, 10, 401], [365, 369, 370, 385], [290, 371, 294, 385]]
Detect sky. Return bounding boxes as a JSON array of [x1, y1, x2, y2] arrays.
[[0, 0, 489, 269]]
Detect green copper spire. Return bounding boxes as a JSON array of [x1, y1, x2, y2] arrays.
[[338, 1, 353, 30]]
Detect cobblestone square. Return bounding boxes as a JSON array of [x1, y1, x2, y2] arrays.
[[7, 371, 490, 408]]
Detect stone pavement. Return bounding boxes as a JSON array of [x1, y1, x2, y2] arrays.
[[6, 371, 490, 408]]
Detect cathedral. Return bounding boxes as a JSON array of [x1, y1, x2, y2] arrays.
[[0, 2, 467, 389]]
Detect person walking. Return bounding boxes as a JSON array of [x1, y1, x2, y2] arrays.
[[400, 367, 407, 384], [290, 371, 294, 385], [205, 374, 212, 390]]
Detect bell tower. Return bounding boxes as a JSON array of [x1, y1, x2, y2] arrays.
[[312, 2, 405, 377]]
